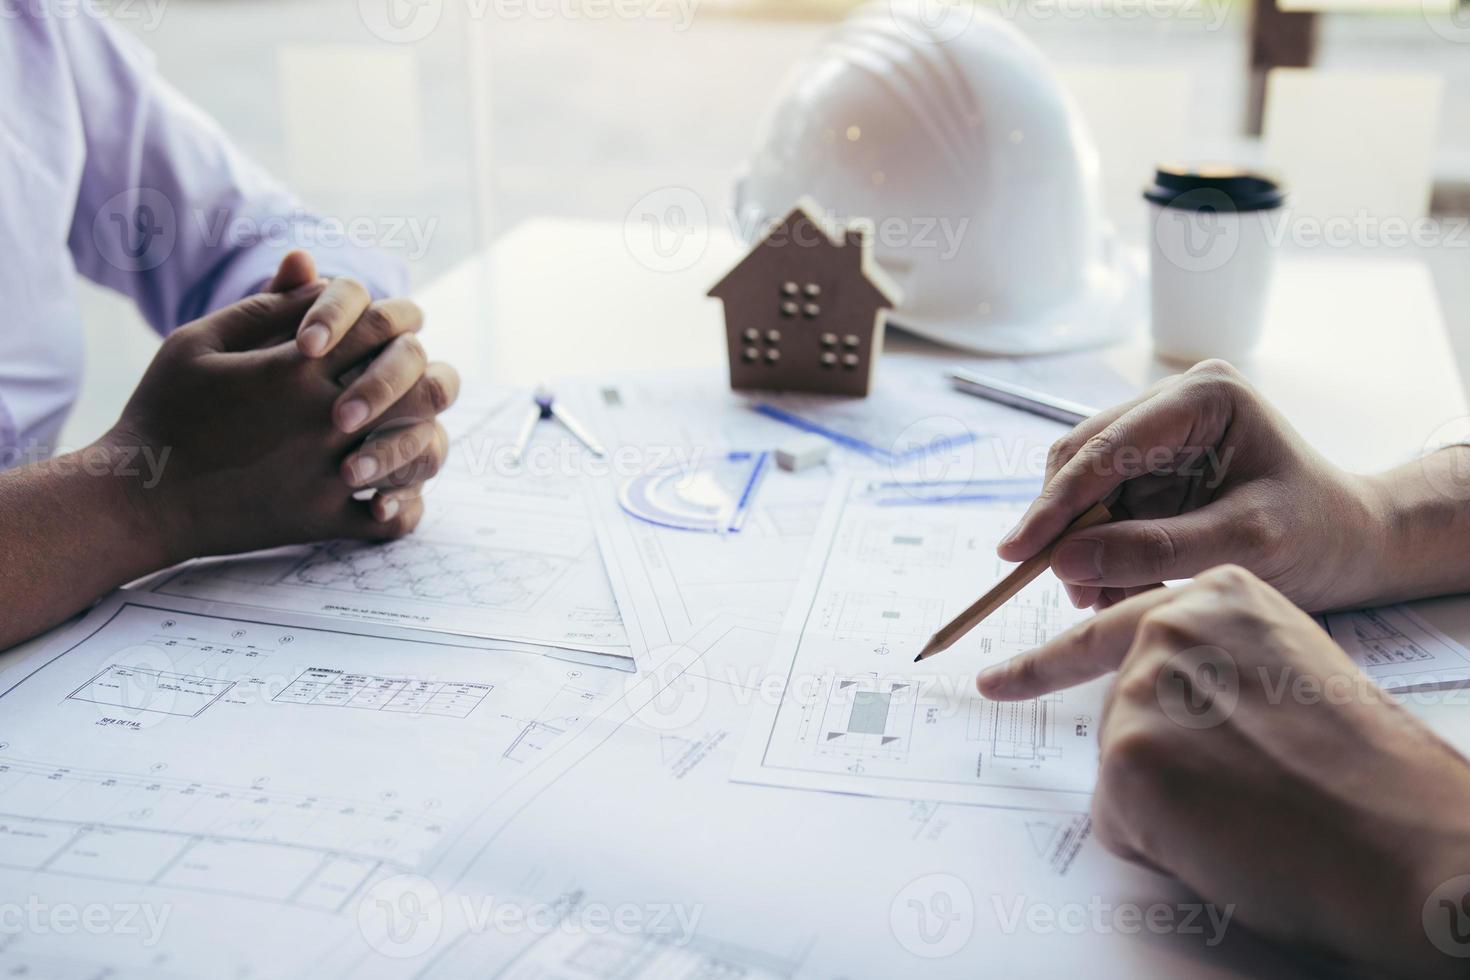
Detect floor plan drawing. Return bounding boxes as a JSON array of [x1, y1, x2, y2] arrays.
[[969, 693, 1077, 762], [0, 595, 631, 885], [571, 371, 843, 657], [854, 517, 958, 569], [402, 886, 806, 980], [1323, 603, 1470, 689], [0, 361, 1316, 980], [735, 478, 1106, 810], [500, 684, 607, 764], [821, 591, 944, 650], [801, 674, 918, 763], [578, 366, 1069, 662], [68, 664, 236, 718], [287, 537, 573, 613], [147, 391, 630, 662]]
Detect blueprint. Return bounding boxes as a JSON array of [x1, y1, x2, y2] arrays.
[[0, 590, 633, 978], [146, 390, 631, 665], [1325, 603, 1470, 690], [0, 359, 1319, 980], [387, 616, 1295, 980], [578, 361, 1101, 660], [575, 371, 836, 656], [733, 477, 1106, 809], [0, 600, 1299, 980]]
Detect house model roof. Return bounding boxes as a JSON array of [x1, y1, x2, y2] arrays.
[[707, 198, 903, 310]]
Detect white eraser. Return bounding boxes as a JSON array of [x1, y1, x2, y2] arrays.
[[776, 434, 832, 473]]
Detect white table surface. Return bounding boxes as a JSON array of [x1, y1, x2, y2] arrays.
[[7, 216, 1470, 735], [421, 218, 1466, 478]]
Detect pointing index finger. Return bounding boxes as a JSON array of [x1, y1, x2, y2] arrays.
[[976, 586, 1178, 700]]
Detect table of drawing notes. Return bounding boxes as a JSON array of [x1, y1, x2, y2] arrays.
[[272, 669, 494, 718], [3, 355, 1470, 980]]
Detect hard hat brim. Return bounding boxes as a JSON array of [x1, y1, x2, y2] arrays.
[[887, 250, 1146, 356]]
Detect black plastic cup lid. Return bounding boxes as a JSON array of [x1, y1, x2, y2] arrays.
[[1143, 163, 1287, 213]]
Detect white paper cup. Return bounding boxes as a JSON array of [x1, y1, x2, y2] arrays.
[[1144, 166, 1287, 364]]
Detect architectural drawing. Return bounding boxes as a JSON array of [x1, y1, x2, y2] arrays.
[[273, 667, 493, 719], [1323, 603, 1470, 689], [68, 664, 235, 718], [288, 538, 572, 613], [735, 478, 1106, 810], [820, 591, 943, 649], [854, 517, 958, 568], [486, 928, 800, 980], [799, 674, 917, 764], [147, 391, 630, 662], [968, 693, 1076, 762], [500, 684, 607, 764], [0, 595, 629, 908]]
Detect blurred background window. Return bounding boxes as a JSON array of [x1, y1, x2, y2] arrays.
[[68, 0, 1470, 445]]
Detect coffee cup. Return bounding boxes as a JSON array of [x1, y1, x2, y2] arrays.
[[1144, 165, 1287, 364]]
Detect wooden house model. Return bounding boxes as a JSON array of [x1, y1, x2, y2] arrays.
[[708, 200, 901, 397]]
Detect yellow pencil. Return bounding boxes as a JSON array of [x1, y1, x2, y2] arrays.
[[914, 502, 1114, 664]]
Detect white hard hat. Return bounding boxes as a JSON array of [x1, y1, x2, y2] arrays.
[[734, 1, 1142, 355]]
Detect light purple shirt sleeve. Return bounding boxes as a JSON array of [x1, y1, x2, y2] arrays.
[[58, 8, 409, 334]]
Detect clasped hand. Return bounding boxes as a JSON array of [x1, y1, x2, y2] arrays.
[[106, 250, 461, 564]]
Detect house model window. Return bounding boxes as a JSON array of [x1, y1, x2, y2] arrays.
[[708, 200, 901, 398]]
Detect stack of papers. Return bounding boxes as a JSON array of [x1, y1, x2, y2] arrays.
[[0, 352, 1457, 979]]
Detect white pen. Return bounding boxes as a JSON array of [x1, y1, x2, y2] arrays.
[[948, 368, 1099, 426]]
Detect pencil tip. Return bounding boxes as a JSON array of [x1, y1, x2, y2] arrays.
[[912, 653, 922, 663]]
